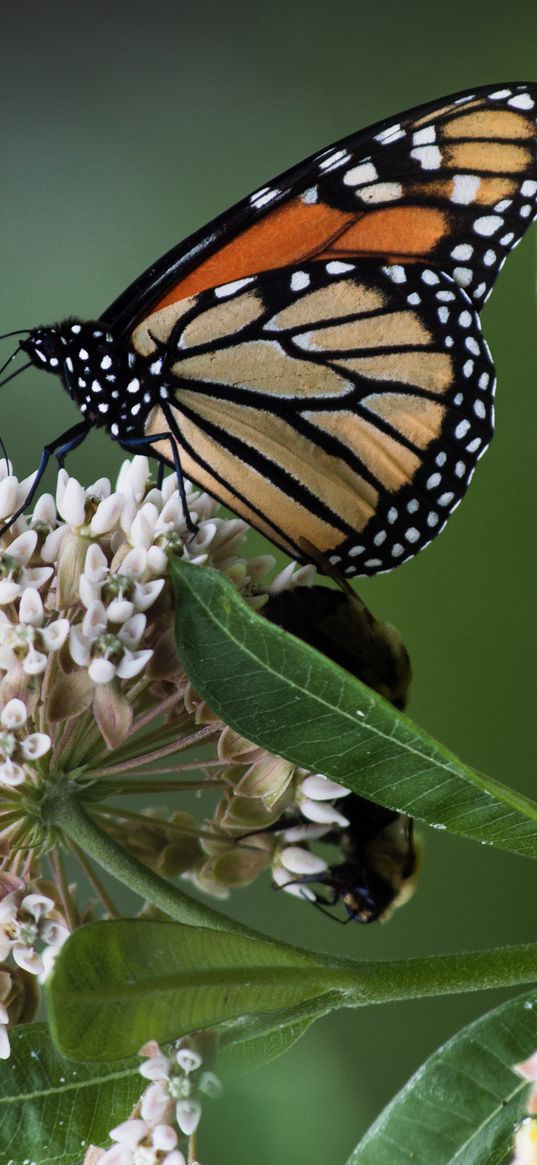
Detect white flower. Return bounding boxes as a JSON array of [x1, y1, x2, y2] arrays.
[[116, 455, 151, 503], [271, 865, 317, 901], [0, 889, 68, 978], [20, 733, 52, 760], [0, 477, 20, 522], [299, 774, 350, 801], [175, 1048, 202, 1074], [175, 1099, 201, 1136], [140, 1080, 175, 1125], [57, 475, 87, 526], [0, 699, 51, 786], [278, 846, 328, 876], [0, 588, 69, 677], [270, 560, 317, 593], [1, 698, 27, 730], [89, 493, 125, 536], [0, 531, 52, 605], [0, 760, 26, 786]]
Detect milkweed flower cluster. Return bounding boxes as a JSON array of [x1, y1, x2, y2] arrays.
[[0, 455, 364, 1052], [0, 874, 68, 1058], [84, 1037, 220, 1165]]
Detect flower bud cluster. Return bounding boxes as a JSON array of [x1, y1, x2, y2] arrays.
[[181, 711, 353, 901]]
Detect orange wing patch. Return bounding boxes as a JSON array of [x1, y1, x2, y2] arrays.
[[153, 199, 355, 308]]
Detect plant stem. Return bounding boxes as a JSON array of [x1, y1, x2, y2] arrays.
[[50, 782, 254, 937], [323, 943, 537, 1002]]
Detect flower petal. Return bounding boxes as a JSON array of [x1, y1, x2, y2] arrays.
[[89, 658, 117, 685], [90, 493, 125, 535], [0, 760, 26, 786], [22, 893, 55, 920], [175, 1099, 201, 1136], [300, 775, 350, 801], [12, 944, 44, 975], [59, 478, 87, 526], [280, 846, 328, 876], [42, 618, 70, 653], [1, 698, 27, 730], [115, 650, 152, 680]]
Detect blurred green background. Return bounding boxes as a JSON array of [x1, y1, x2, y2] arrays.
[[1, 1, 536, 1160]]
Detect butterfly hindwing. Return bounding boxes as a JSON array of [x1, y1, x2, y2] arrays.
[[132, 258, 495, 575]]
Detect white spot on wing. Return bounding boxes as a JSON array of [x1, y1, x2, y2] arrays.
[[451, 175, 481, 205], [326, 260, 354, 274], [356, 181, 403, 203], [508, 93, 534, 110], [453, 266, 473, 288], [250, 187, 280, 208], [382, 265, 406, 283], [215, 277, 255, 298], [374, 123, 404, 144], [451, 243, 473, 261], [302, 186, 318, 204], [291, 271, 310, 292], [319, 149, 350, 171], [473, 215, 503, 236], [410, 145, 442, 170], [412, 126, 436, 145], [343, 161, 378, 186]]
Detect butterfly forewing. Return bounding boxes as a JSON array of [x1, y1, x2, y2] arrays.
[[132, 258, 494, 574], [103, 82, 537, 335]]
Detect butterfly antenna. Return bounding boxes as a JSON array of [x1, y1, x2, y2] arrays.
[[0, 329, 30, 341], [0, 360, 33, 390]]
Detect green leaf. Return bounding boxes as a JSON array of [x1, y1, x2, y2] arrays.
[[171, 559, 537, 857], [347, 989, 537, 1165], [47, 918, 340, 1060], [47, 917, 537, 1064], [0, 1022, 139, 1165], [217, 997, 332, 1076]]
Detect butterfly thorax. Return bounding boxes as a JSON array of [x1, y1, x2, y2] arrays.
[[21, 319, 166, 441]]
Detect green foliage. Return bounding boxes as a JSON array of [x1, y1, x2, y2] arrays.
[[347, 989, 537, 1165], [47, 918, 339, 1060], [47, 915, 537, 1067], [0, 1023, 139, 1165], [170, 559, 537, 857]]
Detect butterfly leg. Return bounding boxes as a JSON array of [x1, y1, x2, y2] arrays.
[[119, 428, 198, 535], [0, 419, 91, 534]]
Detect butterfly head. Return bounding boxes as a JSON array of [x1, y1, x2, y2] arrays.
[[19, 320, 158, 441], [21, 319, 113, 403]]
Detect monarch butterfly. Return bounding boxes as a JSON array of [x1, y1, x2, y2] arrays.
[[5, 82, 537, 576]]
